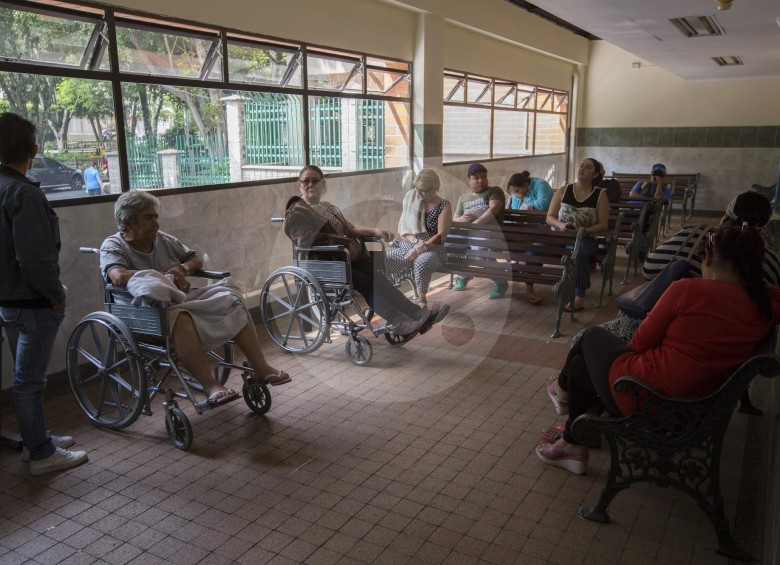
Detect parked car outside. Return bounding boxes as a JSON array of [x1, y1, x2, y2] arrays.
[[27, 155, 85, 192]]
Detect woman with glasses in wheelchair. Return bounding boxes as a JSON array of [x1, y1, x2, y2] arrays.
[[100, 190, 291, 408], [284, 165, 449, 339]]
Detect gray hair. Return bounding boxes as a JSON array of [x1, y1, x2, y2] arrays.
[[115, 190, 160, 231]]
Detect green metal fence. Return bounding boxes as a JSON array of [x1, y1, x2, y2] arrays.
[[244, 94, 305, 166], [175, 134, 230, 186], [244, 95, 385, 170], [125, 134, 229, 189], [308, 98, 342, 167], [126, 136, 162, 189], [358, 99, 384, 170]]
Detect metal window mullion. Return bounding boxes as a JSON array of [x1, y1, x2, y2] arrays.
[[302, 45, 311, 166], [104, 10, 130, 193], [489, 80, 495, 159]]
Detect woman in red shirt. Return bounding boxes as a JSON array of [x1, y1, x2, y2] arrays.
[[537, 225, 780, 474]]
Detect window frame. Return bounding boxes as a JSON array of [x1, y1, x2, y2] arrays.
[[442, 69, 569, 164], [0, 0, 413, 204]]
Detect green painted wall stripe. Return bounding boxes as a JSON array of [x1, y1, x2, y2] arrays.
[[576, 126, 780, 148]]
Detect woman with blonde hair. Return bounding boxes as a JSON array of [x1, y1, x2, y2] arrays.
[[385, 169, 452, 307]]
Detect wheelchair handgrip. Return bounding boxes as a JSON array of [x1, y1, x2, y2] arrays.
[[79, 247, 99, 254], [192, 269, 230, 279]]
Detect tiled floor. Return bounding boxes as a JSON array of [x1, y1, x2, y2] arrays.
[[0, 253, 756, 564]]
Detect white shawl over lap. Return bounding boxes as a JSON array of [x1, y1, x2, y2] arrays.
[[126, 270, 248, 351]]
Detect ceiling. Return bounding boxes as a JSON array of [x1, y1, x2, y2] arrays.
[[516, 0, 780, 81]]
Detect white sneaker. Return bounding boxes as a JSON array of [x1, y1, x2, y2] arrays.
[[21, 434, 75, 462], [29, 447, 87, 476]]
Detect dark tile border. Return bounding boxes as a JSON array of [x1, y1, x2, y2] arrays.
[[579, 126, 779, 148]]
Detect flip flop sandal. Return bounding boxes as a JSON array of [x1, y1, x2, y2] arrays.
[[541, 425, 564, 443], [207, 389, 240, 407], [563, 303, 584, 313], [526, 295, 542, 306], [263, 371, 292, 386]]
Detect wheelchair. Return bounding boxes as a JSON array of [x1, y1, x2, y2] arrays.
[[66, 248, 272, 450], [260, 237, 413, 366]]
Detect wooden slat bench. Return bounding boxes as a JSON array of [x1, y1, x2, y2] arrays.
[[502, 209, 623, 307], [572, 353, 780, 562], [442, 221, 583, 338], [612, 171, 700, 229]]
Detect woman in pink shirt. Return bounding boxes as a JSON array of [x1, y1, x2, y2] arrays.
[[537, 225, 780, 474]]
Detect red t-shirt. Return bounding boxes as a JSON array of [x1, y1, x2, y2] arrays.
[[610, 278, 780, 415]]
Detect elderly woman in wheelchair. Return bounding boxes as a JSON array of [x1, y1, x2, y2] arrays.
[[100, 190, 291, 407], [284, 165, 449, 342]]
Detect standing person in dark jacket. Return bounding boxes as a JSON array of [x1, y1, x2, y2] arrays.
[[0, 113, 88, 475]]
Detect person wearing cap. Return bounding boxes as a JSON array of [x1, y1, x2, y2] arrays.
[[629, 163, 672, 203], [452, 163, 508, 299], [385, 169, 452, 308]]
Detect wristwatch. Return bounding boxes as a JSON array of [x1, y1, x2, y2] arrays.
[[179, 263, 192, 276]]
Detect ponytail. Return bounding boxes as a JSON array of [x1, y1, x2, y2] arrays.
[[712, 226, 771, 320]]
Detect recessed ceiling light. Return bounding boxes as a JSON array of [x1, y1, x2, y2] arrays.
[[670, 15, 726, 37], [712, 56, 744, 66]]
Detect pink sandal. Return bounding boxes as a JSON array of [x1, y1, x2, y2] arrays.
[[547, 376, 568, 415], [535, 443, 588, 475]]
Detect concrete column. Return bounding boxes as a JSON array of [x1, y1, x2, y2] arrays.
[[341, 98, 358, 171], [158, 149, 179, 189], [412, 12, 445, 171], [223, 95, 245, 183], [104, 151, 122, 193]]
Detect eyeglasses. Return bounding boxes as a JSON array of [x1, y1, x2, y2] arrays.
[[698, 230, 717, 255], [299, 177, 323, 186]]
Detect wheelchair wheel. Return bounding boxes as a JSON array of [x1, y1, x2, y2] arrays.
[[260, 267, 329, 354], [67, 312, 145, 430], [165, 406, 193, 450], [384, 331, 411, 347], [346, 335, 372, 366], [242, 378, 271, 415]]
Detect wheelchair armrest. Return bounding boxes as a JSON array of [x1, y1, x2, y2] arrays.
[[192, 269, 230, 279]]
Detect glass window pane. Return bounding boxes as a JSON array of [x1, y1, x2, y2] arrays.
[[115, 23, 219, 79], [443, 105, 490, 163], [494, 84, 515, 107], [535, 112, 567, 155], [0, 5, 101, 69], [444, 75, 464, 102], [536, 88, 554, 112], [366, 69, 409, 97], [307, 96, 408, 172], [0, 71, 118, 201], [554, 91, 568, 114], [120, 83, 234, 189], [243, 93, 305, 174], [493, 109, 534, 158], [517, 85, 536, 110], [307, 54, 362, 92], [226, 42, 301, 87], [366, 57, 408, 73], [466, 79, 491, 105]]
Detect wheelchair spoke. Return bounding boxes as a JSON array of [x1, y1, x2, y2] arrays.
[[73, 345, 102, 370], [89, 323, 107, 363]]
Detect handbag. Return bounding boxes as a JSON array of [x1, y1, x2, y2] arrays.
[[616, 225, 715, 319]]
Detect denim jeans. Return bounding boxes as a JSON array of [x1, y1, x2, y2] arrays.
[[0, 307, 64, 461]]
